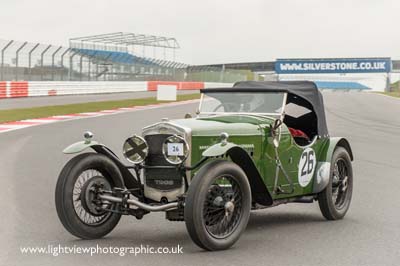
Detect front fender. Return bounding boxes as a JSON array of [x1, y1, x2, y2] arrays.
[[202, 142, 273, 206], [63, 140, 101, 154], [227, 146, 273, 206], [202, 142, 237, 157], [62, 140, 141, 192]]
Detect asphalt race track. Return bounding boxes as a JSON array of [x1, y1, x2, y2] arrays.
[[1, 92, 399, 266]]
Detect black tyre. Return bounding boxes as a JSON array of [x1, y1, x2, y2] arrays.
[[55, 153, 123, 239], [318, 147, 353, 220], [184, 160, 252, 251]]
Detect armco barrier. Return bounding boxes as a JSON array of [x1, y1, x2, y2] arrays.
[[0, 82, 6, 98], [148, 81, 205, 91], [0, 81, 232, 98], [27, 81, 148, 97], [10, 81, 29, 98]]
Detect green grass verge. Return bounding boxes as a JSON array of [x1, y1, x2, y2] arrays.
[[378, 92, 400, 98], [390, 81, 399, 92], [0, 93, 200, 123]]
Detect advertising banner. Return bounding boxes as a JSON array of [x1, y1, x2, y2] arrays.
[[275, 58, 391, 74]]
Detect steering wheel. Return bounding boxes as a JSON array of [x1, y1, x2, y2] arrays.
[[212, 103, 238, 112]]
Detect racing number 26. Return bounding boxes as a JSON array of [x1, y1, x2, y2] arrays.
[[300, 150, 315, 176]]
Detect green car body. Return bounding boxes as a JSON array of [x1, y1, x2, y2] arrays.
[[58, 81, 354, 251], [63, 89, 352, 207], [139, 114, 352, 205]]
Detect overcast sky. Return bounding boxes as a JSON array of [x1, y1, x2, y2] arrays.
[[1, 0, 399, 65]]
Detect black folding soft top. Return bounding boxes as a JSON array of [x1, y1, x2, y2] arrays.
[[201, 81, 328, 137]]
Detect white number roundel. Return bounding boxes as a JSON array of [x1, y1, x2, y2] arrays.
[[298, 148, 316, 187]]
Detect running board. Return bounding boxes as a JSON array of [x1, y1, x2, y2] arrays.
[[252, 195, 316, 209]]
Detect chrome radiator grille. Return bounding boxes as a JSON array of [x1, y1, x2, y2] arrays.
[[144, 134, 171, 166], [144, 134, 183, 191]]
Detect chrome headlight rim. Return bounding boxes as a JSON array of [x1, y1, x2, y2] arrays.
[[162, 134, 189, 165], [122, 135, 149, 164]]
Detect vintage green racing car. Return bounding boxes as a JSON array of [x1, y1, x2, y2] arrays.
[[55, 81, 353, 251]]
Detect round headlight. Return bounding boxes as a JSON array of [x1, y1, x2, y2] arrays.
[[122, 135, 148, 164], [162, 135, 189, 165]]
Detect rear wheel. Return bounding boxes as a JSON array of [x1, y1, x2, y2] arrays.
[[184, 160, 251, 251], [318, 147, 353, 220], [55, 153, 123, 239]]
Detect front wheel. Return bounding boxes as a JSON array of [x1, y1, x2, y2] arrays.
[[318, 147, 353, 220], [184, 160, 252, 251], [55, 153, 123, 239]]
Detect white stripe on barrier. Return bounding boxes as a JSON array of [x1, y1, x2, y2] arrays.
[[27, 81, 148, 97], [204, 82, 233, 88], [6, 81, 10, 98]]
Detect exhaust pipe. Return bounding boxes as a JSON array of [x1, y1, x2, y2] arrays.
[[99, 194, 178, 212]]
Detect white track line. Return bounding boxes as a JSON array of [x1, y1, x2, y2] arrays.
[[22, 119, 60, 123]]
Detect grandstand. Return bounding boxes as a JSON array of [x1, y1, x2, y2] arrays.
[[67, 32, 189, 81], [0, 32, 190, 82], [69, 32, 187, 69], [0, 32, 248, 83]]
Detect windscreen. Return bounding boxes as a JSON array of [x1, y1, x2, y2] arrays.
[[199, 92, 285, 115]]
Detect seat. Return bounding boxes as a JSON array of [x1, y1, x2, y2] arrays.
[[288, 127, 309, 140]]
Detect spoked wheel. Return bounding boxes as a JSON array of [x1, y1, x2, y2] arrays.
[[318, 147, 353, 220], [203, 176, 243, 239], [185, 160, 251, 251], [74, 171, 112, 226], [55, 153, 123, 239], [331, 158, 350, 210]]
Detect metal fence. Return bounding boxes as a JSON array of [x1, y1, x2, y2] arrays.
[[0, 39, 250, 83]]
